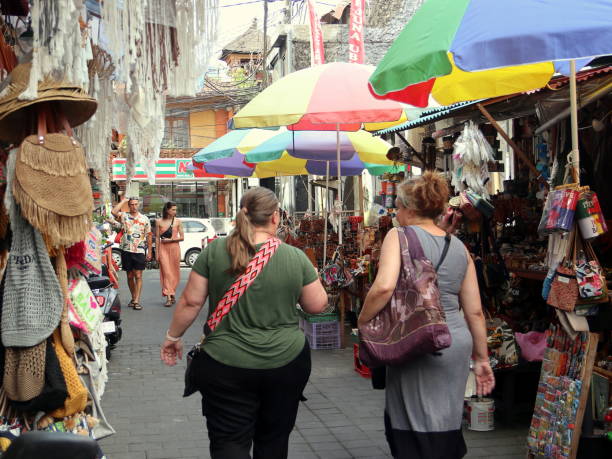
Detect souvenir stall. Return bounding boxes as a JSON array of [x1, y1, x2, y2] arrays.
[[0, 65, 114, 451], [0, 0, 219, 454], [419, 94, 612, 454]]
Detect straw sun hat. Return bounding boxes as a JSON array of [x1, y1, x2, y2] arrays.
[[0, 62, 97, 143]]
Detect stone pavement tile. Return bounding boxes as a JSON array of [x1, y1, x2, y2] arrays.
[[108, 453, 145, 459], [348, 445, 390, 458], [341, 438, 380, 449], [313, 449, 353, 459], [306, 440, 346, 452], [303, 434, 337, 443], [298, 427, 332, 437]]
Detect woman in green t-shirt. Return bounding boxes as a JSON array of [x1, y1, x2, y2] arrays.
[[161, 187, 327, 459]]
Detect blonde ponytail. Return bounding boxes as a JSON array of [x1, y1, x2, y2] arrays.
[[227, 187, 279, 274]]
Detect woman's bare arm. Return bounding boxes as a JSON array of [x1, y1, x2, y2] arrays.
[[299, 279, 328, 314], [168, 270, 208, 338], [175, 219, 185, 242], [459, 254, 488, 362], [459, 250, 495, 395], [358, 228, 401, 326]]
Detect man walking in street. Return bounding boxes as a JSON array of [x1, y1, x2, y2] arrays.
[[112, 195, 152, 310]]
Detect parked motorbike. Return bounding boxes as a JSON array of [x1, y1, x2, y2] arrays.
[[86, 243, 122, 359]]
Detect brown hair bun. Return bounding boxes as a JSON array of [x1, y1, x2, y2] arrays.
[[397, 171, 449, 219]]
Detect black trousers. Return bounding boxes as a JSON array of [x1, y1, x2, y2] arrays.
[[192, 343, 311, 459]]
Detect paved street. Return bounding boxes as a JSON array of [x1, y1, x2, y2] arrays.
[[99, 269, 528, 459]]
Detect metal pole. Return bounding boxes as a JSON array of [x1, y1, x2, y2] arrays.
[[263, 0, 269, 87], [336, 124, 342, 245], [569, 59, 580, 185], [323, 161, 330, 266]]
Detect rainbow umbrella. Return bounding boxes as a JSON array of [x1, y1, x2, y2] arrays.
[[194, 128, 279, 162], [203, 150, 399, 178], [232, 62, 404, 131], [232, 63, 407, 245], [368, 0, 612, 107], [369, 0, 612, 181], [245, 129, 398, 165]]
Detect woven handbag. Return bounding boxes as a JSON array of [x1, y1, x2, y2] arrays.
[[358, 227, 452, 368], [183, 238, 282, 397]]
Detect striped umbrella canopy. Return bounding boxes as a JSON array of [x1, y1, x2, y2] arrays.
[[245, 129, 397, 165], [231, 63, 405, 131], [202, 150, 400, 178], [194, 128, 280, 162], [368, 0, 612, 107]]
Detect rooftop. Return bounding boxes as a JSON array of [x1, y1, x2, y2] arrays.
[[220, 19, 264, 61]]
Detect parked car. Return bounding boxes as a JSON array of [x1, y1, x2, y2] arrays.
[[111, 217, 216, 269], [181, 218, 217, 267]]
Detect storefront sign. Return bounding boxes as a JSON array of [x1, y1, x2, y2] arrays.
[[349, 0, 365, 64], [112, 158, 223, 181], [307, 0, 325, 65]]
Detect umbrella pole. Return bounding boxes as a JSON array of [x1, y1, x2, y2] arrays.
[[336, 124, 342, 245], [323, 160, 330, 267], [569, 59, 580, 185]]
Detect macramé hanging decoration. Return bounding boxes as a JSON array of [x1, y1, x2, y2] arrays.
[[97, 0, 219, 183], [21, 0, 91, 100]]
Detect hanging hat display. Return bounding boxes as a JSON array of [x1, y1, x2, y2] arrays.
[[0, 63, 97, 144], [12, 110, 93, 247], [1, 152, 64, 348]]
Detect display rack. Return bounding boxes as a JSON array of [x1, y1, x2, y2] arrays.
[[527, 326, 599, 459]]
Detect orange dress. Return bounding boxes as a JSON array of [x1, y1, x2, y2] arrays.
[[158, 221, 181, 297]]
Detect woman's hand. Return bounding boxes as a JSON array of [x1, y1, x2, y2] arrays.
[[439, 208, 462, 233], [473, 359, 495, 396], [160, 339, 183, 366]]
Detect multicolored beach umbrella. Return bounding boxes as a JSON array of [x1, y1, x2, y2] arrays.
[[231, 63, 405, 131], [245, 129, 397, 165], [368, 0, 612, 107], [193, 128, 279, 163], [203, 150, 399, 178]]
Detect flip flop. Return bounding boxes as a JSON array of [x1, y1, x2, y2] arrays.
[[133, 303, 143, 310], [127, 300, 135, 308]]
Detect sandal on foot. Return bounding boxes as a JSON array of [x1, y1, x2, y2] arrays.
[[164, 297, 172, 307], [133, 303, 143, 310], [127, 300, 135, 308], [170, 295, 176, 304]]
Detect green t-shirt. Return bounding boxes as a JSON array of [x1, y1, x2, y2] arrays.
[[192, 237, 318, 369]]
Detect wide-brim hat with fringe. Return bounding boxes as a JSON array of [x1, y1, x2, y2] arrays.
[[0, 63, 97, 143], [13, 134, 93, 247]]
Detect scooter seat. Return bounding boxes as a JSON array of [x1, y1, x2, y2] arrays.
[[2, 431, 100, 459]]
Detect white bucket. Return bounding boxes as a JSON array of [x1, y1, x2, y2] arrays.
[[466, 398, 495, 431]]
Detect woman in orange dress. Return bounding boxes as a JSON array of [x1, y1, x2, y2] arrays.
[[156, 202, 184, 307]]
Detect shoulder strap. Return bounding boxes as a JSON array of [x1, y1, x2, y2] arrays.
[[206, 237, 281, 332], [403, 226, 425, 259], [435, 233, 452, 272]]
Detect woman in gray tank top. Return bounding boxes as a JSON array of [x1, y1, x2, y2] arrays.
[[359, 172, 495, 459]]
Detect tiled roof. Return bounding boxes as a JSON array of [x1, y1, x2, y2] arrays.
[[221, 20, 264, 58]]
